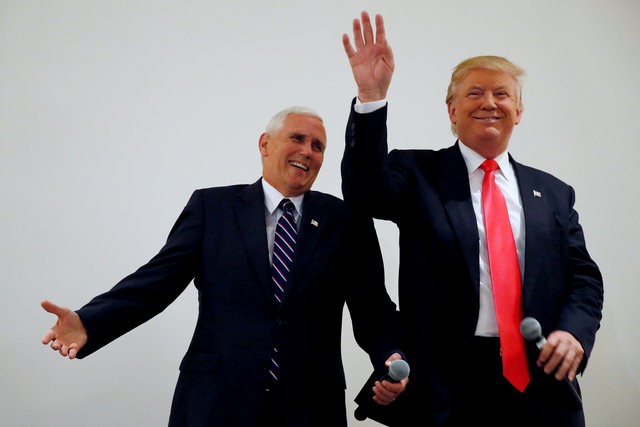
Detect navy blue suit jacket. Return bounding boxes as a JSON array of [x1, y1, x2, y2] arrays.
[[341, 103, 604, 426], [75, 178, 399, 427]]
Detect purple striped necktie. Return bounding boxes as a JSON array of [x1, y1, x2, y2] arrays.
[[269, 198, 297, 382]]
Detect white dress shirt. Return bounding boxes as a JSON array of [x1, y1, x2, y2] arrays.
[[261, 179, 303, 263], [457, 142, 526, 336]]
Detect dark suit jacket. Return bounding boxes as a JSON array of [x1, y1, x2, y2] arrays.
[[74, 178, 399, 427], [341, 103, 604, 426]]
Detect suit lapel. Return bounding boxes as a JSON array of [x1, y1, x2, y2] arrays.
[[510, 158, 544, 305], [234, 179, 273, 304], [440, 143, 481, 293], [280, 191, 328, 304]]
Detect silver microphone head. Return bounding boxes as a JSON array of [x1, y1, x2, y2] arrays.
[[388, 359, 410, 381], [520, 317, 542, 341]]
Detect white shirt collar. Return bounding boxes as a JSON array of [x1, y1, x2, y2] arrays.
[[457, 140, 515, 181], [261, 178, 304, 215]]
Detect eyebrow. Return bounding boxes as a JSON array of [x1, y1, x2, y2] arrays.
[[467, 84, 512, 92], [289, 132, 325, 145], [313, 137, 326, 147]]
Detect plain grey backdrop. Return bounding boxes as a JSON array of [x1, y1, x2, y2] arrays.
[[2, 0, 638, 425]]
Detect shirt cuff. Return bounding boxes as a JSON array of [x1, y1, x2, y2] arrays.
[[354, 98, 387, 114]]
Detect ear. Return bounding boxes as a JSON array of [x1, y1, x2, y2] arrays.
[[258, 133, 269, 157], [514, 107, 523, 125], [447, 102, 457, 125]]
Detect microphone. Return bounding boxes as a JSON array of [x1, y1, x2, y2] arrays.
[[520, 316, 547, 349], [354, 359, 410, 421], [519, 317, 583, 409]]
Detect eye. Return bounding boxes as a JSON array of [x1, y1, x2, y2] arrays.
[[312, 140, 325, 153], [291, 134, 305, 143], [467, 90, 482, 98]]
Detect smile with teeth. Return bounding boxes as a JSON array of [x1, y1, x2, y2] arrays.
[[289, 161, 309, 171], [475, 117, 500, 121]]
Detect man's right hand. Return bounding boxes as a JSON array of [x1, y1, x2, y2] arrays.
[[41, 300, 87, 359], [342, 11, 395, 103]]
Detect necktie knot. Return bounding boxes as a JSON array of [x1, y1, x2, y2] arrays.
[[480, 158, 499, 173], [279, 199, 295, 215]]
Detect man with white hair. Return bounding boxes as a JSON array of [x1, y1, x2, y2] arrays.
[[42, 106, 407, 426]]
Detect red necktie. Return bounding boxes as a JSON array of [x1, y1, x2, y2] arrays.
[[480, 159, 530, 392]]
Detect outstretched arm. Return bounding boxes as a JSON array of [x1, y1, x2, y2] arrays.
[[41, 299, 87, 359], [342, 11, 395, 102]]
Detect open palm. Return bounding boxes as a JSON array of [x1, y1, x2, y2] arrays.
[[41, 299, 87, 359], [342, 12, 395, 102]]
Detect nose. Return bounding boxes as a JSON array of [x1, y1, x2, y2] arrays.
[[480, 93, 497, 110], [299, 141, 313, 157]]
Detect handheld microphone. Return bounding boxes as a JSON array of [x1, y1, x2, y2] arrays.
[[354, 359, 410, 421], [519, 317, 583, 409], [520, 316, 547, 349]]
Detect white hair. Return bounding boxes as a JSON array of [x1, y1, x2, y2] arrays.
[[265, 106, 323, 134]]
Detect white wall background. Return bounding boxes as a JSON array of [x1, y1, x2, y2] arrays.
[[1, 0, 638, 425]]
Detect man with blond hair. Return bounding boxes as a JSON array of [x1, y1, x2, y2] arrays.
[[340, 11, 603, 427]]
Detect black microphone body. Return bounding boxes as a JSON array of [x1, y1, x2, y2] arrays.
[[354, 359, 410, 421], [520, 317, 583, 409]]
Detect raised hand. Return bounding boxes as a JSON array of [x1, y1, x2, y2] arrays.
[[342, 11, 395, 102], [41, 299, 87, 359]]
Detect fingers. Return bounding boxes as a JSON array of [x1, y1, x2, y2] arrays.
[[384, 352, 402, 367], [41, 300, 61, 345], [41, 299, 66, 317], [68, 346, 79, 359], [372, 381, 397, 405], [41, 299, 86, 359], [361, 11, 374, 46], [537, 330, 584, 381], [374, 14, 387, 45], [47, 339, 80, 359], [372, 378, 406, 406], [41, 329, 56, 345], [59, 343, 78, 358], [554, 345, 582, 381], [346, 11, 384, 54], [352, 16, 364, 51], [342, 33, 355, 58]]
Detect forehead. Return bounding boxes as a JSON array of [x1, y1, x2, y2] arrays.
[[459, 68, 517, 90], [280, 114, 326, 139]]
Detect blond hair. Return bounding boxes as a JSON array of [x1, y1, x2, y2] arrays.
[[446, 56, 525, 136]]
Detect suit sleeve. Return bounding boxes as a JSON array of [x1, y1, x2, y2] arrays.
[[343, 211, 403, 369], [556, 186, 604, 370], [342, 100, 402, 220], [75, 190, 205, 358]]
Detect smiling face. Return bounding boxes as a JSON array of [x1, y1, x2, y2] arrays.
[[447, 68, 522, 158], [259, 113, 326, 196]]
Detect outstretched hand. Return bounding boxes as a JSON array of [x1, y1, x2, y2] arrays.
[[342, 11, 395, 103], [41, 299, 87, 359]]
